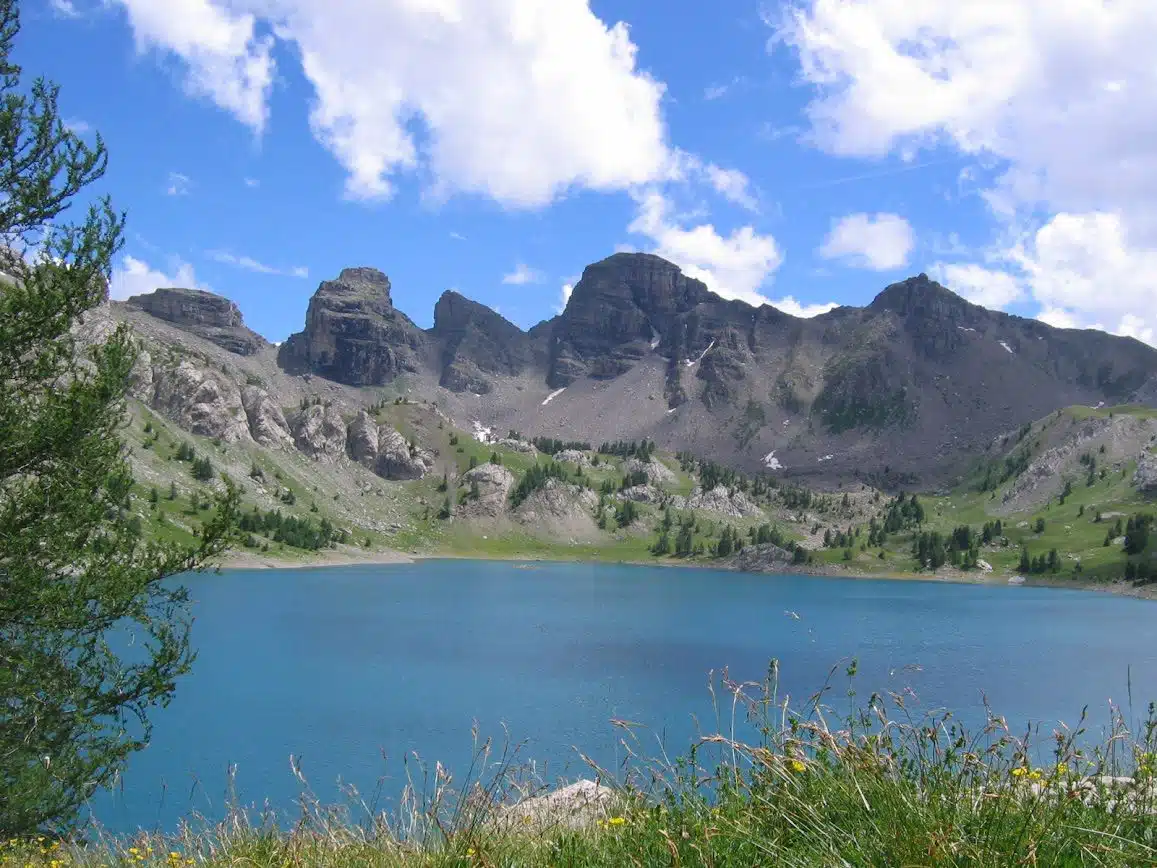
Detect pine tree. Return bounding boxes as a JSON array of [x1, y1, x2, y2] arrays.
[[0, 1, 237, 833]]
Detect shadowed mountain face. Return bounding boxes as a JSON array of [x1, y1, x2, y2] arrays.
[[123, 254, 1157, 488]]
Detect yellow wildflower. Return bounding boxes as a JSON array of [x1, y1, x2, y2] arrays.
[[1011, 767, 1027, 778], [466, 847, 476, 856], [609, 816, 626, 826], [1055, 762, 1069, 776], [1028, 769, 1042, 781], [128, 849, 139, 856], [789, 759, 806, 773]]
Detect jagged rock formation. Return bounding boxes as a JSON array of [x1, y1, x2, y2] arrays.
[[151, 361, 252, 442], [292, 403, 347, 459], [1135, 452, 1157, 493], [241, 385, 293, 449], [430, 290, 536, 393], [727, 543, 798, 572], [114, 254, 1157, 489], [554, 449, 591, 467], [126, 287, 266, 356], [278, 268, 427, 385], [619, 483, 664, 504]]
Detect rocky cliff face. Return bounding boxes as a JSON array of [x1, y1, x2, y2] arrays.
[[116, 252, 1157, 490], [278, 268, 428, 386], [546, 253, 722, 388], [429, 290, 537, 393], [125, 287, 267, 356]]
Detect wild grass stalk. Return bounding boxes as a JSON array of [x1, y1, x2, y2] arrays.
[[7, 663, 1157, 866]]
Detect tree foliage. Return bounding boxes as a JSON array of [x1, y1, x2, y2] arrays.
[[0, 1, 236, 834]]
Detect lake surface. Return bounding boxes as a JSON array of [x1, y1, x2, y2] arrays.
[[92, 560, 1157, 833]]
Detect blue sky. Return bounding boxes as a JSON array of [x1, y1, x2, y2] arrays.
[[23, 0, 1157, 345]]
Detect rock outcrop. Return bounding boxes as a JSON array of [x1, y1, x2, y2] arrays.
[[623, 456, 676, 485], [241, 385, 293, 448], [375, 427, 434, 480], [292, 403, 347, 459], [126, 287, 267, 356], [1135, 452, 1157, 493], [151, 361, 252, 442], [555, 449, 591, 467], [513, 478, 599, 538], [673, 485, 763, 518], [278, 268, 427, 386], [459, 462, 515, 517], [430, 290, 536, 393]]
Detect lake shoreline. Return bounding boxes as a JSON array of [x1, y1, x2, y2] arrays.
[[214, 545, 1157, 599]]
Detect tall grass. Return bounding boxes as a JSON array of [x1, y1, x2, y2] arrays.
[[8, 662, 1157, 866]]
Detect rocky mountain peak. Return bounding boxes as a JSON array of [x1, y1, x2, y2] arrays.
[[124, 286, 267, 356], [548, 253, 726, 387], [277, 267, 426, 386], [430, 289, 535, 393], [868, 274, 972, 318]]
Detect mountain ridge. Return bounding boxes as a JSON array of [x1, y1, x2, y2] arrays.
[[112, 252, 1157, 488]]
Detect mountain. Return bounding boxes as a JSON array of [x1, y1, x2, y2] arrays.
[[112, 252, 1157, 489]]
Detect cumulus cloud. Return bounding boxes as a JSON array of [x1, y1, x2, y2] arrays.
[[49, 0, 79, 17], [502, 263, 545, 285], [114, 0, 274, 134], [767, 295, 839, 318], [557, 278, 577, 313], [627, 189, 783, 306], [110, 0, 670, 207], [817, 213, 913, 270], [773, 0, 1157, 227], [108, 255, 205, 300], [207, 249, 308, 278], [703, 165, 758, 212], [928, 262, 1023, 310], [773, 1, 1157, 342]]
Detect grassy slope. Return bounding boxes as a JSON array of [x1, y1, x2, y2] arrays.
[[125, 397, 1155, 588]]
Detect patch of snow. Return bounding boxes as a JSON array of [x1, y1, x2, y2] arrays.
[[782, 419, 790, 427], [1093, 401, 1105, 409], [471, 421, 495, 444], [977, 559, 993, 573], [666, 407, 677, 414], [763, 451, 783, 470], [685, 339, 717, 367], [649, 327, 660, 349], [541, 387, 566, 406], [817, 454, 834, 463], [999, 340, 1015, 354], [957, 326, 977, 333]]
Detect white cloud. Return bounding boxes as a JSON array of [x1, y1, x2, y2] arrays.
[[113, 0, 274, 134], [49, 0, 79, 17], [767, 296, 838, 318], [557, 279, 576, 314], [64, 118, 90, 134], [110, 0, 670, 207], [165, 172, 191, 196], [703, 83, 730, 101], [928, 262, 1023, 310], [817, 213, 913, 270], [1009, 212, 1157, 345], [449, 231, 466, 241], [207, 249, 309, 278], [703, 165, 757, 212], [773, 0, 1157, 237], [502, 263, 545, 286], [627, 189, 783, 306], [243, 177, 259, 188], [108, 255, 205, 300]]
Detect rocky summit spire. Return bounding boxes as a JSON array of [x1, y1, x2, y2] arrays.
[[277, 267, 427, 386]]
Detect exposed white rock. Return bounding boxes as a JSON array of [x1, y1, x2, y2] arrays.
[[459, 462, 515, 518], [555, 449, 591, 467], [999, 340, 1015, 354], [241, 385, 293, 449], [623, 456, 676, 485], [763, 451, 783, 470], [292, 403, 346, 459], [499, 780, 619, 833], [151, 361, 251, 443]]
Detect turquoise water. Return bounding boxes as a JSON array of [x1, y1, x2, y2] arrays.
[[92, 560, 1157, 833]]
